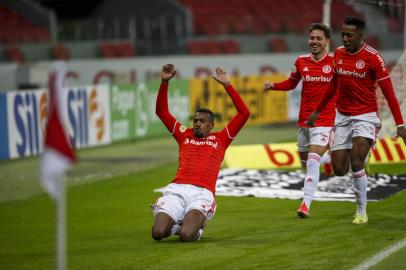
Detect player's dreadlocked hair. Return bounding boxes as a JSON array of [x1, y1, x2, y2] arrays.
[[309, 23, 331, 39], [344, 16, 365, 31]]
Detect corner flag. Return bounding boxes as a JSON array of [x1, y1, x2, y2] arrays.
[[40, 62, 77, 270], [40, 62, 76, 200]]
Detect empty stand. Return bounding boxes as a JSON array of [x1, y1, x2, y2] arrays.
[[179, 0, 364, 35], [0, 4, 50, 44]]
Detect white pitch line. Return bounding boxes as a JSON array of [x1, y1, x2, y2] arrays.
[[350, 238, 406, 270]]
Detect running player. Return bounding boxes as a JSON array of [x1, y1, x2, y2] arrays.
[[151, 64, 250, 241], [264, 23, 336, 218], [307, 16, 406, 224]]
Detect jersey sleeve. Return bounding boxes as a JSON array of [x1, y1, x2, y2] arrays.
[[371, 52, 390, 81], [156, 81, 183, 140], [378, 78, 404, 125], [224, 84, 250, 139], [273, 60, 301, 90]]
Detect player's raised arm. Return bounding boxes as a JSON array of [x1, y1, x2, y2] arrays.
[[156, 64, 178, 132], [212, 67, 250, 138]]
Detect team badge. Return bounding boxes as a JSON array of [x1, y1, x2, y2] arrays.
[[179, 125, 187, 133], [322, 65, 332, 73], [356, 60, 365, 69]]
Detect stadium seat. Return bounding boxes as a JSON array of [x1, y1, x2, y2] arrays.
[[99, 42, 117, 58], [51, 43, 71, 60], [186, 40, 205, 55], [0, 4, 50, 44], [268, 37, 289, 53], [115, 42, 135, 57], [4, 46, 25, 62], [365, 35, 381, 50], [178, 0, 364, 36], [220, 40, 240, 54]]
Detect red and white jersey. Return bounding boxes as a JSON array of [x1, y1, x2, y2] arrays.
[[290, 53, 336, 127], [333, 43, 390, 115], [170, 124, 232, 194], [156, 82, 250, 195]]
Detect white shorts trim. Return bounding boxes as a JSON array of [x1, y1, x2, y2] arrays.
[[332, 111, 381, 151], [152, 183, 216, 224], [297, 127, 333, 152]]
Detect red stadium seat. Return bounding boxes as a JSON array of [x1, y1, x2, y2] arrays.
[[365, 35, 381, 50], [220, 40, 239, 54], [268, 37, 289, 53], [4, 46, 25, 62], [51, 43, 71, 60], [99, 42, 117, 58], [115, 42, 135, 57]]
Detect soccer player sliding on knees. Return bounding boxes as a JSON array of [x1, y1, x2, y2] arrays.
[[151, 64, 250, 241], [306, 16, 406, 224]]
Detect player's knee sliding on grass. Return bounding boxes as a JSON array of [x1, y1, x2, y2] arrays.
[[151, 64, 250, 241]]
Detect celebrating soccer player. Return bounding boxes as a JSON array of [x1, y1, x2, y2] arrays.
[[307, 16, 406, 224], [151, 64, 250, 241], [264, 23, 335, 218]]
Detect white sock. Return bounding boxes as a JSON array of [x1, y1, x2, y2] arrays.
[[352, 169, 368, 215], [171, 224, 181, 235], [303, 153, 321, 208], [320, 152, 331, 164]]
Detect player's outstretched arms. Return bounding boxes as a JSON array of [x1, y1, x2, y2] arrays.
[[156, 64, 177, 131], [397, 126, 406, 145], [264, 81, 275, 91], [306, 111, 320, 127], [161, 63, 176, 82], [212, 67, 231, 88], [212, 67, 250, 137]]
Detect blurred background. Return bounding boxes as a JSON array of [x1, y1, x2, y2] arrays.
[[0, 0, 404, 90]]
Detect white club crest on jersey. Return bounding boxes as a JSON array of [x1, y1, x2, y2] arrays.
[[179, 125, 187, 133], [356, 60, 365, 69], [303, 67, 309, 72], [322, 65, 332, 73]]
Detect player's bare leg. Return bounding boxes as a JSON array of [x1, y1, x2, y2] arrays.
[[350, 137, 372, 224], [179, 209, 206, 242], [298, 144, 328, 218], [331, 149, 351, 176], [151, 212, 175, 241]]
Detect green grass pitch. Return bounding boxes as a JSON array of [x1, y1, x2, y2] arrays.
[[1, 124, 405, 270]]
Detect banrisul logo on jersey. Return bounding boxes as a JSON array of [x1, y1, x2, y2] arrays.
[[66, 85, 111, 149], [7, 89, 48, 159]]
